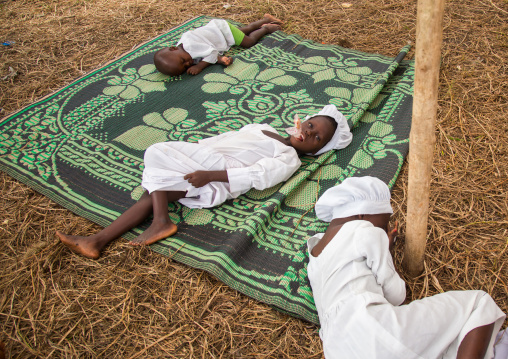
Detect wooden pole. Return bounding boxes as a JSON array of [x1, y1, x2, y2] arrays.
[[403, 0, 445, 276]]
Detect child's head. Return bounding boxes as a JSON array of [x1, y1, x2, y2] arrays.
[[289, 115, 337, 154], [154, 46, 193, 76], [289, 105, 353, 156], [315, 176, 393, 233]]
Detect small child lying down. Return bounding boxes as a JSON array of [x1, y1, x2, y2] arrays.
[[57, 105, 353, 259], [307, 176, 506, 359], [154, 15, 282, 76]]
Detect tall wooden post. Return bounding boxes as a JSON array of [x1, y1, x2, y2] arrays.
[[403, 0, 445, 276]]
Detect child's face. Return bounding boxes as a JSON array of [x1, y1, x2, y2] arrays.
[[155, 47, 193, 76], [289, 116, 335, 154]]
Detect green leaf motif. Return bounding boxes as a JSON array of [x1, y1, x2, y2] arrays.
[[201, 59, 297, 94], [182, 208, 214, 225], [312, 68, 336, 83], [382, 134, 397, 144], [369, 122, 393, 137], [201, 82, 232, 94], [352, 88, 370, 104], [114, 126, 169, 151], [114, 107, 193, 150], [103, 64, 167, 100], [285, 181, 319, 208], [266, 75, 297, 86], [336, 69, 360, 83], [138, 64, 157, 76], [163, 108, 189, 125], [368, 140, 386, 153], [368, 94, 388, 110], [347, 66, 373, 75], [350, 149, 374, 169], [143, 112, 172, 130], [360, 112, 377, 123], [311, 164, 344, 180], [256, 68, 285, 82], [298, 64, 326, 72], [246, 183, 282, 200], [305, 56, 328, 65], [325, 87, 352, 99]]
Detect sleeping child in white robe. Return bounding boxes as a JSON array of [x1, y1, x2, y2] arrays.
[[307, 176, 506, 359], [56, 104, 353, 260], [153, 15, 283, 76]]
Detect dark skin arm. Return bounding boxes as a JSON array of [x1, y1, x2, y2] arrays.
[[184, 170, 229, 187], [311, 214, 397, 257], [311, 216, 358, 257], [187, 61, 212, 75]]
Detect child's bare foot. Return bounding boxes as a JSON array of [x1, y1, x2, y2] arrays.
[[56, 231, 101, 259], [261, 23, 282, 33], [129, 221, 177, 246], [217, 56, 233, 66], [264, 14, 283, 25]]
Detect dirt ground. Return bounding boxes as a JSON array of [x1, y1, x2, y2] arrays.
[[0, 0, 507, 357]]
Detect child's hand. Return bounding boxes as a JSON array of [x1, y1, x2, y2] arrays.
[[187, 66, 202, 75], [388, 220, 398, 250], [184, 171, 211, 187]]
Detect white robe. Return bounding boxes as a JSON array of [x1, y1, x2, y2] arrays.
[[177, 19, 236, 64], [307, 220, 506, 359], [141, 123, 301, 208]]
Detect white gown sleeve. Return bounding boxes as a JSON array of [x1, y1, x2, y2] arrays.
[[201, 50, 219, 64], [226, 150, 301, 194], [355, 227, 406, 306]]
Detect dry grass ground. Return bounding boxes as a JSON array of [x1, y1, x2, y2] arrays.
[[0, 0, 507, 357]]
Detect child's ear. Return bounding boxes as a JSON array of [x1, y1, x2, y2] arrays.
[[168, 46, 179, 51]]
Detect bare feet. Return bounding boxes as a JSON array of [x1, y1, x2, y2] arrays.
[[261, 23, 282, 33], [264, 14, 283, 25], [56, 231, 101, 260], [129, 220, 177, 246], [217, 55, 233, 66]]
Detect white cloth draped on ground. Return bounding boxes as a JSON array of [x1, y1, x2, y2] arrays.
[[141, 123, 301, 208], [307, 220, 506, 359]]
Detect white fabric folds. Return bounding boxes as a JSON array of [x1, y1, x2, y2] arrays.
[[177, 19, 235, 64]]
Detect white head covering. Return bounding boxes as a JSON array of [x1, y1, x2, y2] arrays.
[[305, 104, 353, 156], [315, 176, 393, 222]]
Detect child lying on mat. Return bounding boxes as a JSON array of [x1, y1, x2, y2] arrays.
[[307, 176, 506, 359], [154, 15, 282, 76], [57, 105, 353, 259]]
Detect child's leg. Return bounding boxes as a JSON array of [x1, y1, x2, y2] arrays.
[[456, 323, 495, 359], [57, 190, 185, 259], [238, 14, 283, 35], [239, 24, 281, 48], [130, 190, 184, 245]]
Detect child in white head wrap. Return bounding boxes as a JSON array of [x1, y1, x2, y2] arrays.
[[314, 176, 392, 221], [304, 104, 353, 156], [307, 176, 505, 359]]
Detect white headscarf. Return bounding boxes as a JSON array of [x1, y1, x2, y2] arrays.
[[305, 104, 352, 156], [315, 176, 393, 222]]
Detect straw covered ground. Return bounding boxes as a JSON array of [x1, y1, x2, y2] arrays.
[[0, 0, 507, 357]]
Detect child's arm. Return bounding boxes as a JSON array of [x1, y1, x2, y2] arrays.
[[187, 61, 211, 75], [310, 218, 354, 257], [357, 227, 406, 305], [184, 170, 228, 187]]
